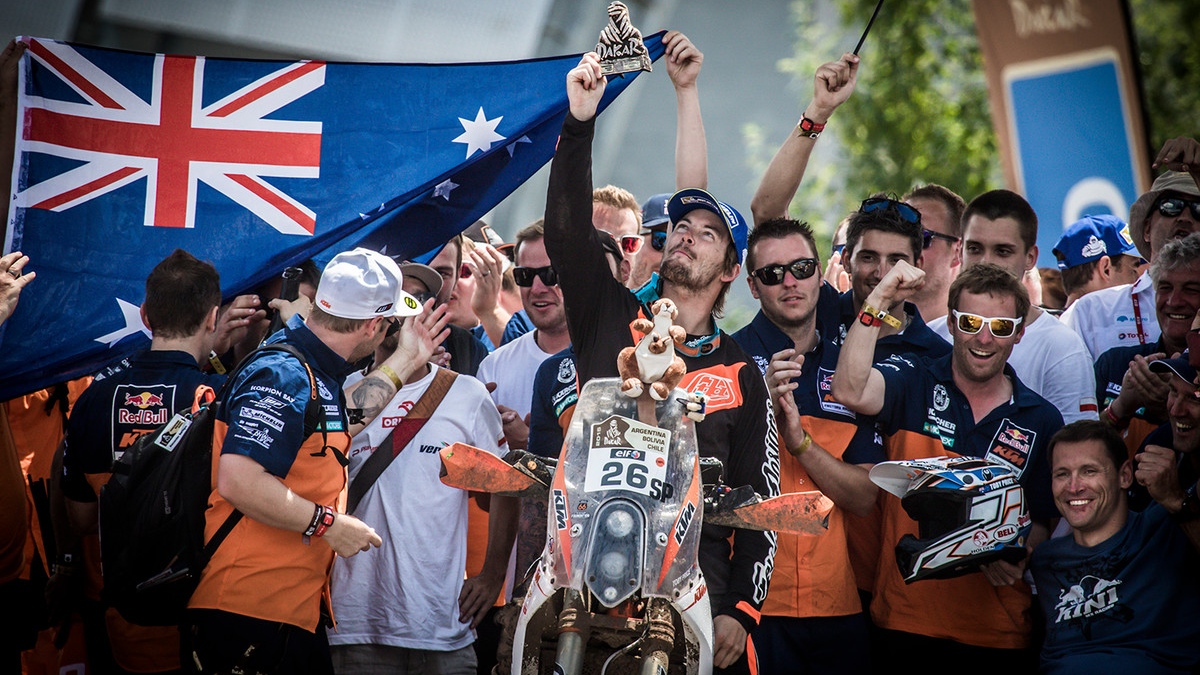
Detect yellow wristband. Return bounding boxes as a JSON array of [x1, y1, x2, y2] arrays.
[[861, 302, 903, 329], [376, 364, 404, 390], [791, 431, 813, 458], [208, 351, 227, 375]]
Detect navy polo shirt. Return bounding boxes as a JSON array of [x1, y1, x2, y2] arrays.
[[827, 290, 950, 361], [62, 349, 225, 501], [528, 346, 577, 459], [732, 311, 882, 465], [219, 315, 356, 478]]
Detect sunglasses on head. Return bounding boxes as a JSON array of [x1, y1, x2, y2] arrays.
[[620, 235, 643, 255], [1156, 196, 1200, 220], [922, 228, 960, 249], [650, 230, 667, 252], [952, 310, 1022, 338], [513, 265, 558, 287], [751, 258, 819, 286], [860, 197, 922, 225]]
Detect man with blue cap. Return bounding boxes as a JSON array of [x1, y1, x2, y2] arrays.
[[543, 44, 777, 674], [1053, 214, 1145, 308]]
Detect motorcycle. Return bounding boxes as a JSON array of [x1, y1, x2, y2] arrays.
[[440, 378, 832, 675]]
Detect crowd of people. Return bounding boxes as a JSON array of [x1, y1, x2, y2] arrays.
[[2, 29, 1200, 675]]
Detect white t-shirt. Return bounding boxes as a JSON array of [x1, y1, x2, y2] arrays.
[[330, 366, 504, 651], [1060, 271, 1160, 360], [1008, 310, 1099, 424], [929, 314, 951, 342], [476, 330, 556, 417]]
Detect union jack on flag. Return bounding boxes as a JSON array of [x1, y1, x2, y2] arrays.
[[18, 39, 324, 234], [2, 34, 663, 400]]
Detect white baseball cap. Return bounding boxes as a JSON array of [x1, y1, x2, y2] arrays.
[[315, 248, 422, 319]]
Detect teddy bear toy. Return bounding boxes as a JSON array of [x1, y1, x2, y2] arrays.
[[617, 297, 687, 401]]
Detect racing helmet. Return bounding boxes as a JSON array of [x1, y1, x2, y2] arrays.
[[869, 456, 1031, 584]]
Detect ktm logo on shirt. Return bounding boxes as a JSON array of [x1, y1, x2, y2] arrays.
[[680, 364, 744, 413]]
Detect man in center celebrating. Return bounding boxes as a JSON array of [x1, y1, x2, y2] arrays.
[[542, 40, 779, 674]]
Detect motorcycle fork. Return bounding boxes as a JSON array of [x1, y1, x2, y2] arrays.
[[553, 589, 590, 675], [639, 597, 675, 675]]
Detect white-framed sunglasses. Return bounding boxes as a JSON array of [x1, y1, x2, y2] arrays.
[[951, 310, 1023, 338]]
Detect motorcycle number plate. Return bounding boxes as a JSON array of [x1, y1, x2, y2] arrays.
[[584, 415, 670, 497]]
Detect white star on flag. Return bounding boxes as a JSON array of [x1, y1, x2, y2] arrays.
[[433, 179, 459, 200], [452, 107, 505, 159], [94, 298, 151, 346], [506, 135, 532, 157]]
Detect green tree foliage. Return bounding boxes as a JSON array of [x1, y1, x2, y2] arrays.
[[1129, 0, 1200, 154], [769, 0, 1196, 227], [777, 0, 1000, 220]]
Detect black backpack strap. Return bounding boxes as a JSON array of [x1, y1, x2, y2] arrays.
[[202, 342, 336, 560], [200, 509, 244, 565]]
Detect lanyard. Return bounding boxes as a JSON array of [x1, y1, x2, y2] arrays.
[[1131, 289, 1147, 345]]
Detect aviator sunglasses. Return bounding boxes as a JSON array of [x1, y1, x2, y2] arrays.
[[1156, 197, 1200, 220], [751, 258, 819, 286], [513, 265, 559, 287], [952, 310, 1023, 338]]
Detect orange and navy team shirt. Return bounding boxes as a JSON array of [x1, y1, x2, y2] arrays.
[[189, 317, 353, 632], [732, 310, 885, 620], [871, 353, 1063, 650], [61, 351, 222, 672]]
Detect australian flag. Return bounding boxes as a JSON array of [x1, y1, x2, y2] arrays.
[[3, 34, 663, 400]]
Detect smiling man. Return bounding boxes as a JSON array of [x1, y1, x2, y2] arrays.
[[1094, 233, 1200, 457], [955, 189, 1098, 424], [1029, 420, 1200, 673], [832, 261, 1062, 667]]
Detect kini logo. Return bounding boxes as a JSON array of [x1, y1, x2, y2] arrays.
[[1054, 575, 1122, 624], [674, 502, 696, 545], [681, 364, 744, 413], [552, 489, 568, 531]]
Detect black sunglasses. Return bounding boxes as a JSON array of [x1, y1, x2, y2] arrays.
[[751, 258, 819, 285], [1157, 197, 1200, 220], [861, 197, 922, 225], [513, 265, 558, 287], [384, 317, 401, 337], [650, 230, 667, 252], [922, 228, 960, 249]]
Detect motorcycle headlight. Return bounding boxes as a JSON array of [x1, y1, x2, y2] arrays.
[[585, 499, 644, 608]]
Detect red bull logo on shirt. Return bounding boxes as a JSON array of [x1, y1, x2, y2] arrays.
[[115, 384, 174, 426]]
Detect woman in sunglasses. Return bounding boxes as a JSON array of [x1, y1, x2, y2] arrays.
[[832, 259, 1063, 667]]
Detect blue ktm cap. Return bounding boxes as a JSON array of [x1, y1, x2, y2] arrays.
[[667, 188, 748, 265], [1053, 214, 1141, 270]]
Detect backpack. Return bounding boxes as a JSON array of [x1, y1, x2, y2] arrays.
[[98, 343, 326, 626]]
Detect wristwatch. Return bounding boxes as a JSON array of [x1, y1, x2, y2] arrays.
[[1174, 491, 1200, 522]]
